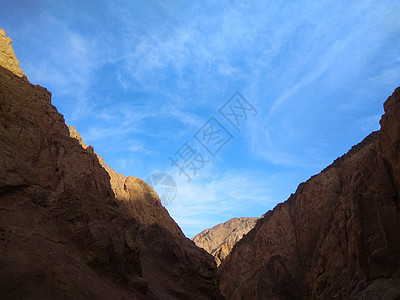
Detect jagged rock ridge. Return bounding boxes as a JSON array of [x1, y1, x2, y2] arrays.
[[0, 29, 220, 299], [0, 29, 24, 77], [67, 126, 183, 236], [192, 217, 258, 266], [218, 88, 400, 299]]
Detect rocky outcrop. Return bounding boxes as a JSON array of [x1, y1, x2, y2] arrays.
[[218, 88, 400, 299], [192, 217, 258, 266], [68, 126, 183, 237], [0, 29, 24, 77], [0, 29, 219, 299]]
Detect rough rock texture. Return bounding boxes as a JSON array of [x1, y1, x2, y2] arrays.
[[192, 217, 258, 266], [218, 88, 400, 299], [0, 30, 219, 299], [0, 29, 24, 77], [68, 126, 183, 237]]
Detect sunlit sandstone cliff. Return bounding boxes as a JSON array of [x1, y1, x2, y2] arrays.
[[192, 217, 258, 266], [0, 29, 24, 77]]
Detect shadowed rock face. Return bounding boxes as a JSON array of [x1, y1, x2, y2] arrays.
[[0, 29, 220, 299], [218, 88, 400, 299], [192, 217, 258, 266], [68, 126, 184, 237]]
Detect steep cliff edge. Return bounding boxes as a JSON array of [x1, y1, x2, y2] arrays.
[[68, 126, 183, 237], [192, 217, 258, 266], [0, 29, 24, 77], [218, 88, 400, 299], [0, 29, 219, 299]]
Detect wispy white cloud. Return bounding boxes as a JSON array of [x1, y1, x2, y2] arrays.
[[162, 103, 205, 131], [19, 13, 107, 122], [127, 140, 157, 156], [367, 66, 400, 88], [166, 165, 281, 237], [243, 1, 400, 167], [355, 115, 381, 132], [3, 0, 399, 236]]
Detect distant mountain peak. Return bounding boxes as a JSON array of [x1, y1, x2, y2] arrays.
[[192, 217, 259, 266]]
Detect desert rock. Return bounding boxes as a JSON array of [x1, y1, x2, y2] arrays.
[[0, 29, 24, 77], [0, 29, 220, 299], [218, 89, 400, 299], [192, 217, 258, 266]]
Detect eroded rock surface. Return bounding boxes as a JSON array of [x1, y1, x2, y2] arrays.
[[218, 89, 400, 299], [68, 126, 183, 237], [0, 29, 24, 77], [0, 29, 219, 300], [192, 217, 258, 266]]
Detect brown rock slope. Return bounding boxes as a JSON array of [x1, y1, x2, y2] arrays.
[[0, 29, 220, 299], [218, 88, 400, 299], [192, 217, 258, 266], [68, 126, 183, 237]]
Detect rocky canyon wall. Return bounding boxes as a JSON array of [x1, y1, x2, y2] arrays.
[[218, 89, 400, 299], [0, 29, 220, 300]]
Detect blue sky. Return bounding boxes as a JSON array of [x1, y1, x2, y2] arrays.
[[1, 1, 400, 237]]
